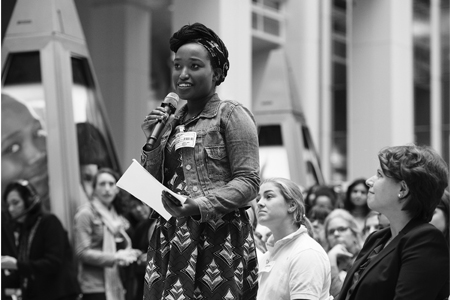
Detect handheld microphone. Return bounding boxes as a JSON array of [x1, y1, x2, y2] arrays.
[[144, 92, 179, 151]]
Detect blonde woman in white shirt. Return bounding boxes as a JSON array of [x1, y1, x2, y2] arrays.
[[256, 177, 333, 300]]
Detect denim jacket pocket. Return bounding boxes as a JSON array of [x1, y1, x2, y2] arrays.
[[204, 145, 230, 180]]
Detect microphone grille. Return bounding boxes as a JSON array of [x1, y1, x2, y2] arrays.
[[165, 92, 180, 108]]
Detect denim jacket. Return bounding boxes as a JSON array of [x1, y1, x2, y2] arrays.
[[141, 94, 260, 222]]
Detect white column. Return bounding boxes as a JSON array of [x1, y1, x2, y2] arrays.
[[318, 0, 333, 182], [431, 0, 442, 152], [284, 0, 321, 164], [172, 0, 252, 108], [349, 0, 414, 179]]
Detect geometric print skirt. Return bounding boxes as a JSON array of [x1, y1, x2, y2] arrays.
[[143, 209, 259, 300]]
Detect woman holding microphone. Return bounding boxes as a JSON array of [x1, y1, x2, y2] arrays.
[[140, 23, 260, 300]]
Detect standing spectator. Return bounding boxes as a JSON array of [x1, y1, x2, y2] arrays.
[[256, 177, 332, 300], [74, 168, 141, 300], [343, 178, 370, 230], [1, 180, 81, 300], [337, 144, 449, 300], [140, 22, 260, 299]]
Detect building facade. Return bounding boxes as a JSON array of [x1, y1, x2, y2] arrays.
[[2, 0, 449, 228], [72, 0, 449, 183]]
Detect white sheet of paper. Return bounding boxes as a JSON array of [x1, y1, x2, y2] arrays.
[[116, 159, 187, 221]]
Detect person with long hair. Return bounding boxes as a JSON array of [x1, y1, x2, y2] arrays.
[[74, 168, 141, 300], [256, 177, 332, 300], [337, 144, 449, 300], [1, 180, 81, 300], [343, 178, 370, 230], [140, 22, 260, 299]]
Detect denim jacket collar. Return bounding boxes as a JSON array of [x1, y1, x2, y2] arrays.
[[175, 93, 221, 121]]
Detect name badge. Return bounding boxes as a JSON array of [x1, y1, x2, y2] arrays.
[[174, 132, 197, 151]]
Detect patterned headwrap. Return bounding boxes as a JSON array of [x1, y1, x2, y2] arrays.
[[170, 23, 229, 86]]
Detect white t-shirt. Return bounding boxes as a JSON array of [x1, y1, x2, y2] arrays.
[[257, 226, 333, 300]]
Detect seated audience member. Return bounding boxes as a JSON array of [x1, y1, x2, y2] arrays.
[[337, 144, 448, 300], [257, 177, 332, 300], [323, 208, 362, 298], [247, 199, 267, 260], [342, 178, 370, 230], [362, 210, 381, 241], [430, 190, 449, 245], [2, 180, 81, 300], [305, 185, 338, 215], [307, 205, 332, 248]]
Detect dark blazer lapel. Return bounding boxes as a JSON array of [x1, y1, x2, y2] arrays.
[[339, 234, 384, 295], [348, 219, 424, 292], [356, 233, 398, 281]]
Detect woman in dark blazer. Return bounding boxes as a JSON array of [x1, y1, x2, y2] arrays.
[[337, 144, 449, 300]]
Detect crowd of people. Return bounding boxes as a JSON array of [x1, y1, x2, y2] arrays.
[[1, 22, 449, 300]]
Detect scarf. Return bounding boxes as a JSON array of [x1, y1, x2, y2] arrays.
[[91, 198, 131, 300]]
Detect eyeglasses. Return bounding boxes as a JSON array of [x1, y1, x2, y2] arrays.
[[327, 226, 350, 236]]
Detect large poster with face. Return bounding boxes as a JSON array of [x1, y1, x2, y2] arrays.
[[1, 93, 50, 210], [2, 52, 120, 211]]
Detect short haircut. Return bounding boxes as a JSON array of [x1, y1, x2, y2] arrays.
[[378, 144, 448, 222]]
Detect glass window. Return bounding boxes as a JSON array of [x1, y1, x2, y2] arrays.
[[258, 125, 283, 146], [263, 16, 280, 36], [252, 12, 259, 30], [258, 125, 289, 180], [333, 62, 347, 88], [332, 11, 346, 35], [71, 57, 120, 200], [333, 0, 347, 10], [333, 89, 347, 131], [440, 0, 449, 165], [331, 1, 349, 182], [333, 40, 347, 59], [302, 126, 325, 186], [263, 0, 280, 11], [413, 0, 431, 147]]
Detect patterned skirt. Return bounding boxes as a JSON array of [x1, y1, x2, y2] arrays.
[[143, 209, 259, 300]]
